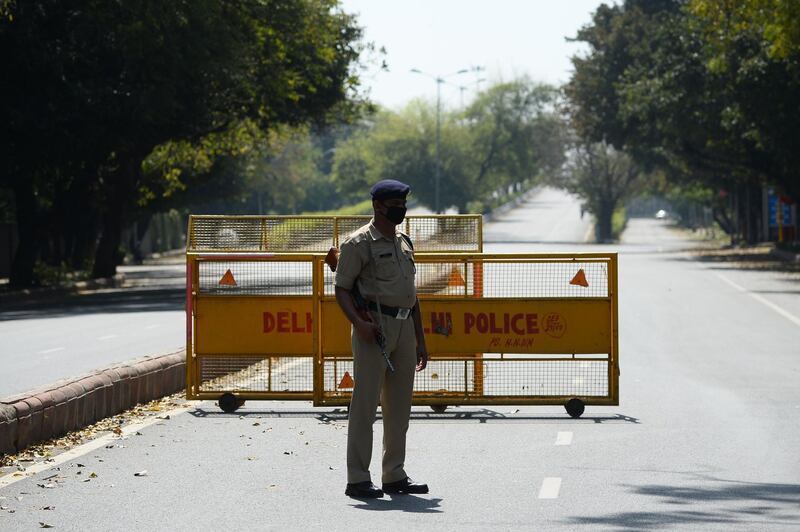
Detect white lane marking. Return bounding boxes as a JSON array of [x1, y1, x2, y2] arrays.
[[0, 403, 198, 490], [555, 431, 573, 446], [714, 273, 800, 328], [96, 334, 118, 341], [38, 347, 65, 354], [145, 324, 160, 330], [538, 477, 562, 499]]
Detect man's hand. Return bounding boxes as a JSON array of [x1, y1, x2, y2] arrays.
[[415, 345, 428, 372], [354, 314, 381, 344]]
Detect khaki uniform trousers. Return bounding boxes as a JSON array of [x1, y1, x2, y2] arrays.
[[347, 310, 417, 484]]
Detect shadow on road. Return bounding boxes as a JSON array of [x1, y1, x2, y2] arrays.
[[350, 495, 443, 513], [189, 407, 640, 425], [566, 476, 800, 529], [675, 247, 800, 274], [0, 288, 184, 320]]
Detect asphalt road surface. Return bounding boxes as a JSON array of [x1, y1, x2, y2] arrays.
[[2, 187, 799, 530], [0, 265, 186, 396]]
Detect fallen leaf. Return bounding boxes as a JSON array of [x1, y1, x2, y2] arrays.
[[134, 470, 148, 477], [246, 456, 257, 461], [112, 426, 123, 436], [252, 422, 260, 426], [42, 506, 55, 511], [39, 522, 54, 528], [283, 451, 292, 455], [89, 472, 97, 478]]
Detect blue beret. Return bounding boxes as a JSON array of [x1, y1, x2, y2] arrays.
[[370, 179, 410, 200]]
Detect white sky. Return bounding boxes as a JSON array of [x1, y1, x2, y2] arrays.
[[339, 0, 610, 110]]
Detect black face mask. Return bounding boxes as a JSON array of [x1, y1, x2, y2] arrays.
[[383, 205, 407, 225]]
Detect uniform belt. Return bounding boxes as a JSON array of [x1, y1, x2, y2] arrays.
[[367, 301, 412, 320]]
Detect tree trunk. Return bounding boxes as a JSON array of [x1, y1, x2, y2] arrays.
[[91, 157, 138, 279], [9, 177, 39, 287], [594, 200, 614, 243], [91, 205, 123, 279]]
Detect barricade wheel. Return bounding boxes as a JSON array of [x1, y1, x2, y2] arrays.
[[430, 405, 447, 413], [219, 393, 239, 413], [565, 398, 585, 419]]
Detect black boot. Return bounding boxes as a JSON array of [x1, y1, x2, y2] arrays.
[[382, 477, 429, 494], [345, 481, 384, 498]]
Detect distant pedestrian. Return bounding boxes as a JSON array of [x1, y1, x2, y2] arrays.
[[334, 179, 429, 499]]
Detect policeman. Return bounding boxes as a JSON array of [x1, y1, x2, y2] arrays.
[[334, 179, 429, 499]]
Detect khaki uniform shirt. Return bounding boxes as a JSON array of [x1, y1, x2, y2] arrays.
[[335, 220, 416, 309]]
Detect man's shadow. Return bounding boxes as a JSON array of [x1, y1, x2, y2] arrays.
[[349, 494, 443, 513]]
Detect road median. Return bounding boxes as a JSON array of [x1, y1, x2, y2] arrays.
[[0, 350, 185, 454]]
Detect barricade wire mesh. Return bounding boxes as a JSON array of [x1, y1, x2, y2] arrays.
[[190, 217, 335, 252], [199, 356, 314, 393], [323, 258, 609, 298], [189, 215, 481, 253], [404, 217, 481, 252], [322, 357, 608, 398], [199, 260, 313, 295], [334, 216, 481, 252]]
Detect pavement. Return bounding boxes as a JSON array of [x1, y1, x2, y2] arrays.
[[0, 265, 185, 396], [1, 187, 799, 530]]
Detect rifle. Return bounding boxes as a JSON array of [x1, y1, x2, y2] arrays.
[[326, 247, 395, 372]]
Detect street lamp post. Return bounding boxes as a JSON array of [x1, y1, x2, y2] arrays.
[[410, 67, 472, 213]]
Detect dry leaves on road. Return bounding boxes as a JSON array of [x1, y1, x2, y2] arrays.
[[0, 392, 187, 477]]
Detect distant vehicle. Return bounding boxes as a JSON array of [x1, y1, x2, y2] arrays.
[[655, 209, 667, 219]]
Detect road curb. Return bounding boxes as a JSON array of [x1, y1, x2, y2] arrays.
[[0, 350, 185, 454], [771, 247, 800, 263], [0, 273, 126, 305]]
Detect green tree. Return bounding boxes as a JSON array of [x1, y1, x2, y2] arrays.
[[556, 141, 642, 242], [466, 80, 565, 201], [0, 0, 365, 285], [566, 0, 800, 243]]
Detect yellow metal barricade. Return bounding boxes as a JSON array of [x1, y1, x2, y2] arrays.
[[185, 253, 320, 406], [185, 214, 483, 412], [185, 215, 618, 417], [316, 253, 619, 415]]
